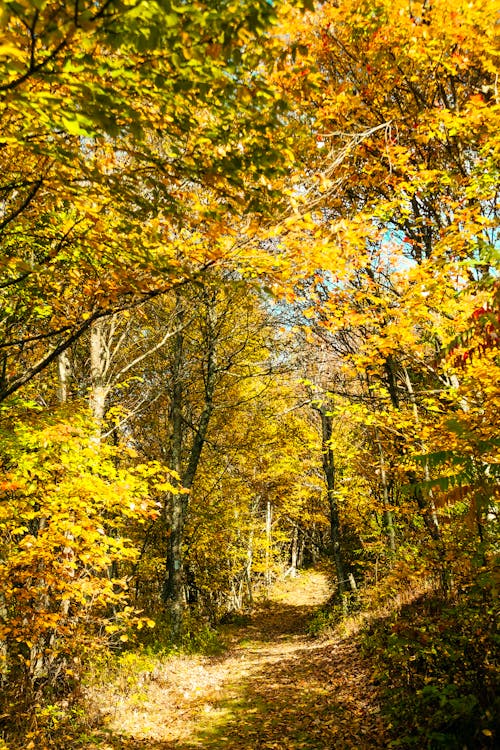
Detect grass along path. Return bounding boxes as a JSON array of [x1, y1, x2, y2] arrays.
[[90, 569, 386, 749]]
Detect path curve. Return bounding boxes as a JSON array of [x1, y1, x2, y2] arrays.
[[94, 569, 385, 750]]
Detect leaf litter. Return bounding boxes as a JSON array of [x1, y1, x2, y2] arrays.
[[90, 568, 386, 749]]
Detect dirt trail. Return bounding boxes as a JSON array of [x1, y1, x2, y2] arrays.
[[95, 570, 385, 750]]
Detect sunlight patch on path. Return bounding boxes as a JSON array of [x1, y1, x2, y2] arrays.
[[94, 567, 384, 749]]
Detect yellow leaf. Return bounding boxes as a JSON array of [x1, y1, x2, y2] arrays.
[[0, 44, 25, 61]]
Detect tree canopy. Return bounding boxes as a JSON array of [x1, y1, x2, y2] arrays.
[[0, 1, 498, 747]]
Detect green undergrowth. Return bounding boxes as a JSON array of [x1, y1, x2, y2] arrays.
[[0, 620, 226, 750], [135, 614, 226, 656], [307, 592, 360, 636], [361, 589, 499, 749], [305, 580, 499, 749], [307, 605, 339, 636]]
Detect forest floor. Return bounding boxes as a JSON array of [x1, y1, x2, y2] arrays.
[[89, 568, 387, 750]]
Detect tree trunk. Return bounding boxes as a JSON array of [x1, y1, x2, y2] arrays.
[[376, 435, 396, 553], [245, 529, 254, 605], [162, 302, 185, 638], [265, 500, 272, 593], [289, 525, 300, 577], [163, 290, 218, 638], [164, 489, 185, 637], [89, 319, 109, 427], [402, 366, 441, 541], [319, 407, 347, 598], [57, 351, 71, 403]]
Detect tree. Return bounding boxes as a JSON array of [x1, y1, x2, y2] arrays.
[[271, 0, 499, 596], [0, 0, 302, 403], [183, 369, 323, 619], [120, 279, 276, 633], [0, 404, 172, 727]]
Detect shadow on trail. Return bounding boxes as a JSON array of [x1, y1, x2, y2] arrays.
[[101, 599, 384, 750], [191, 644, 382, 750], [100, 642, 382, 750], [222, 599, 322, 643]]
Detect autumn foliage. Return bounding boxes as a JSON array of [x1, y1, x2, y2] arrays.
[[0, 0, 498, 747]]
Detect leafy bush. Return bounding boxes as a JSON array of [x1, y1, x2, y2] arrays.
[[361, 591, 499, 748], [307, 606, 339, 636], [0, 407, 171, 742]]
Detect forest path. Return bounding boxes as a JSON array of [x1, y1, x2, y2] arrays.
[[95, 569, 385, 750]]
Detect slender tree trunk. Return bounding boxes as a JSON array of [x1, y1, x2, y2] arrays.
[[402, 366, 441, 539], [319, 408, 347, 598], [297, 530, 305, 569], [402, 366, 450, 592], [162, 302, 185, 637], [89, 319, 109, 427], [245, 529, 254, 606], [265, 500, 272, 594], [376, 434, 396, 553], [383, 354, 400, 410], [164, 490, 185, 636], [289, 526, 299, 577], [55, 350, 76, 617], [57, 351, 71, 403], [163, 290, 218, 638]]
